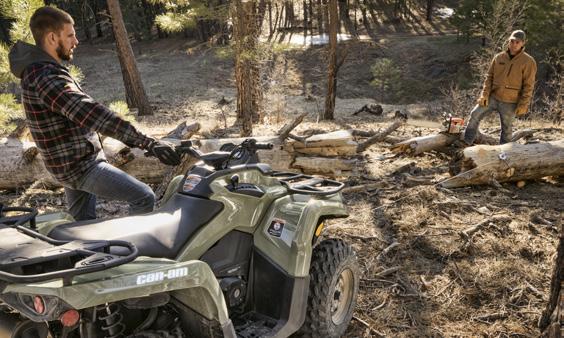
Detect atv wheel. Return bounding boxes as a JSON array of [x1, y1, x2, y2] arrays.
[[297, 239, 359, 338]]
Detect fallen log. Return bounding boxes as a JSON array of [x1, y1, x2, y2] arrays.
[[0, 138, 58, 189], [292, 156, 359, 177], [287, 129, 359, 157], [392, 130, 537, 155], [391, 132, 457, 155], [475, 128, 535, 145], [441, 140, 564, 188], [293, 145, 358, 156], [164, 121, 201, 139], [290, 129, 356, 149], [0, 135, 293, 190], [352, 129, 405, 144]]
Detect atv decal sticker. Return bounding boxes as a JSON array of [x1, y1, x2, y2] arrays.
[[183, 175, 202, 192], [136, 267, 188, 285], [268, 218, 285, 237]]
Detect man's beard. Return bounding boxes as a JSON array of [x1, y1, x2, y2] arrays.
[[56, 42, 73, 61]]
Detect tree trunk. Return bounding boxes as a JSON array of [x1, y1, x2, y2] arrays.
[[308, 0, 314, 40], [322, 0, 338, 120], [303, 0, 308, 43], [317, 0, 323, 34], [233, 0, 262, 136], [268, 1, 273, 37], [441, 140, 564, 188], [323, 0, 330, 35], [107, 0, 153, 116], [426, 0, 434, 22]]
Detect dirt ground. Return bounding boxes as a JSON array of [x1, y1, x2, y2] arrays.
[[1, 33, 562, 337]]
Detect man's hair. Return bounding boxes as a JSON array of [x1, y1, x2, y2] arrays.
[[29, 6, 74, 47]]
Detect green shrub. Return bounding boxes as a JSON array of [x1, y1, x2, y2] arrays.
[[370, 58, 402, 102], [0, 93, 24, 136], [109, 101, 136, 123]]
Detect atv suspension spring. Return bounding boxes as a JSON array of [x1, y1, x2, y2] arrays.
[[98, 303, 125, 338]]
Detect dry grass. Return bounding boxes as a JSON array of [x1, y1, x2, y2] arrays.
[[321, 162, 561, 337]]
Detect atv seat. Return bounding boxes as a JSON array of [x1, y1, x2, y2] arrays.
[[48, 193, 223, 259]]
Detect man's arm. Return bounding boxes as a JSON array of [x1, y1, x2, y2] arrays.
[[517, 58, 537, 112], [35, 66, 153, 149], [480, 56, 495, 100]]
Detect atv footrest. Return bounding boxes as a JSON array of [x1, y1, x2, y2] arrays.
[[234, 312, 278, 338]]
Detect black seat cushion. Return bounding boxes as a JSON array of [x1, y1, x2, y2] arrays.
[[48, 194, 223, 259]]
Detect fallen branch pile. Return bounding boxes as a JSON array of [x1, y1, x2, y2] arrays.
[[0, 117, 409, 189]]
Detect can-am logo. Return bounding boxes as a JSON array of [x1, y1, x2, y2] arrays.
[[136, 268, 188, 285]]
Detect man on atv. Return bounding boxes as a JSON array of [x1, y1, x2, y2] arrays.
[[8, 6, 180, 221]]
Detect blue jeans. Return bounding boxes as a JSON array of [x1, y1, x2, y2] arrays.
[[64, 161, 155, 221], [463, 96, 516, 145]]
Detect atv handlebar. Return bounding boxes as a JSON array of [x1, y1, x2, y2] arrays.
[[170, 138, 273, 169], [254, 142, 274, 150]]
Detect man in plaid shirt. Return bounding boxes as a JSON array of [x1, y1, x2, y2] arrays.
[[9, 7, 180, 220]]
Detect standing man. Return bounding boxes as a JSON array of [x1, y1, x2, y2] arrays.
[[8, 6, 180, 221], [463, 30, 537, 145]]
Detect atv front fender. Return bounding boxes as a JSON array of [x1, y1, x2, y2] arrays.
[[254, 193, 348, 277], [3, 258, 232, 330]]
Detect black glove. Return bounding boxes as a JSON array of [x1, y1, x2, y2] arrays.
[[148, 140, 181, 166]]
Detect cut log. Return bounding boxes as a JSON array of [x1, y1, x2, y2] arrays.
[[352, 130, 406, 144], [0, 135, 294, 190], [475, 129, 536, 145], [293, 145, 358, 156], [292, 156, 359, 177], [391, 133, 458, 155], [441, 140, 564, 188], [290, 130, 356, 149], [391, 129, 537, 155], [0, 138, 58, 189], [164, 121, 201, 139]]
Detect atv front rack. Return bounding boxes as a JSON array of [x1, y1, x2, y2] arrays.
[[0, 205, 138, 284], [272, 172, 344, 195]]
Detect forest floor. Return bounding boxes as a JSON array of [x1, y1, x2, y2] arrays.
[[1, 31, 562, 337]]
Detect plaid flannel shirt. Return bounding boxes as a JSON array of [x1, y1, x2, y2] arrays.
[[21, 61, 153, 186]]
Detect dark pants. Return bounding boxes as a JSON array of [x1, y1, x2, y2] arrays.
[[463, 96, 517, 145], [64, 161, 155, 221]]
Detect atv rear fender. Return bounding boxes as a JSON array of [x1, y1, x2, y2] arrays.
[[3, 257, 234, 334]]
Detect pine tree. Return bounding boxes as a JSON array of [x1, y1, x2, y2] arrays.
[[149, 0, 230, 44], [0, 0, 44, 86]]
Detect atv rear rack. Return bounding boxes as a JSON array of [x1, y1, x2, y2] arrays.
[[0, 205, 138, 285], [271, 172, 344, 195]]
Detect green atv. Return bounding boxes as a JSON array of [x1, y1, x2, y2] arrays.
[[0, 138, 360, 338]]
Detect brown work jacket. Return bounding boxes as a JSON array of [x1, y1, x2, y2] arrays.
[[480, 48, 537, 111]]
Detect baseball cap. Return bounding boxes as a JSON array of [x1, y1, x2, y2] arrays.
[[509, 30, 526, 41]]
